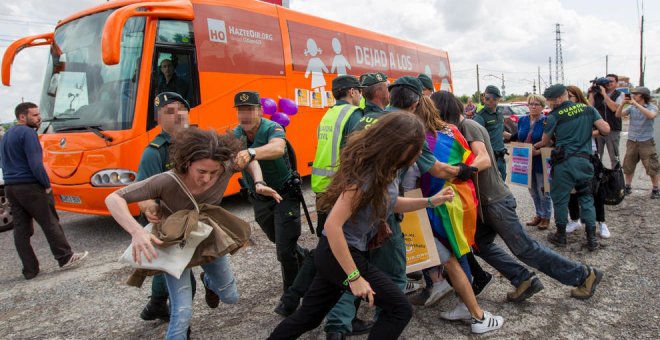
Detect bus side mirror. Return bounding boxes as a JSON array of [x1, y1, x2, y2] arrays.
[[2, 32, 54, 86]]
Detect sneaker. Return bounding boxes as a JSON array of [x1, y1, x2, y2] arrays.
[[60, 251, 88, 269], [140, 296, 170, 321], [471, 310, 504, 334], [571, 267, 603, 300], [566, 219, 582, 233], [599, 222, 611, 239], [624, 185, 632, 195], [408, 287, 431, 306], [403, 280, 422, 294], [424, 280, 453, 306], [440, 301, 471, 321], [506, 273, 544, 302], [651, 189, 660, 199], [200, 272, 220, 308], [472, 271, 493, 297]]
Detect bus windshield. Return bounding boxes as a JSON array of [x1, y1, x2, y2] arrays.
[[38, 10, 145, 133]]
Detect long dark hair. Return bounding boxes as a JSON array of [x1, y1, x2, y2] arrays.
[[319, 112, 425, 220], [430, 91, 464, 126], [566, 85, 588, 105], [171, 128, 242, 174]]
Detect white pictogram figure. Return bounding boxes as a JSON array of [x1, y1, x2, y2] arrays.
[[330, 38, 351, 75], [304, 38, 329, 92]]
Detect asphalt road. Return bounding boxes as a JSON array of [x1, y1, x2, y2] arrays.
[[0, 138, 658, 339]]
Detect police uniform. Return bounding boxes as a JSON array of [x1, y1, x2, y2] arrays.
[[542, 84, 602, 250], [233, 91, 303, 291], [473, 85, 507, 181]]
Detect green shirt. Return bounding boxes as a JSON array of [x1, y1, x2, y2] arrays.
[[234, 118, 291, 190], [137, 131, 172, 181], [473, 106, 506, 152], [544, 101, 602, 155]]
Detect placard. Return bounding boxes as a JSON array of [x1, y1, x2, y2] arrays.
[[310, 91, 324, 108], [507, 143, 533, 188], [541, 147, 553, 193], [295, 88, 310, 107], [402, 189, 441, 273], [324, 91, 336, 107]]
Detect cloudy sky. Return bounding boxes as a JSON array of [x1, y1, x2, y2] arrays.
[[0, 0, 658, 122]]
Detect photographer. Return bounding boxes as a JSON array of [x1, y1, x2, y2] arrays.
[[588, 74, 624, 168], [232, 91, 306, 313]]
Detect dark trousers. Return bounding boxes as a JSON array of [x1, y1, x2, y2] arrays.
[[251, 191, 303, 290], [269, 236, 413, 340], [569, 193, 605, 222], [6, 183, 73, 277]]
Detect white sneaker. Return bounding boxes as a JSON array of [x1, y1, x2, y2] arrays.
[[440, 301, 471, 322], [61, 251, 89, 269], [599, 222, 611, 238], [424, 280, 454, 306], [403, 280, 422, 294], [566, 219, 582, 233], [471, 310, 504, 334]]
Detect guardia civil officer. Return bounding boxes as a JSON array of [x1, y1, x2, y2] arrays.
[[358, 72, 389, 116], [232, 91, 306, 307], [417, 73, 435, 96], [136, 92, 197, 322], [534, 84, 611, 251], [473, 85, 510, 181]]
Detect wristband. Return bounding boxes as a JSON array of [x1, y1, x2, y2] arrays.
[[427, 197, 434, 209], [343, 269, 360, 286], [254, 181, 267, 187]]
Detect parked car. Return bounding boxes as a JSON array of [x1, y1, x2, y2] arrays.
[[0, 168, 13, 233], [498, 103, 529, 138]]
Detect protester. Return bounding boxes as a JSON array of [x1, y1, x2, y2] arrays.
[[473, 85, 510, 180], [518, 94, 552, 230], [268, 112, 456, 340], [564, 86, 609, 238], [412, 96, 504, 334], [464, 97, 476, 119], [232, 90, 306, 315], [1, 102, 88, 280], [536, 84, 611, 251], [588, 74, 623, 168], [615, 86, 659, 198], [105, 128, 281, 339], [136, 92, 194, 322]]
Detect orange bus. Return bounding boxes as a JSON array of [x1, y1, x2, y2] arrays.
[[1, 0, 453, 216]]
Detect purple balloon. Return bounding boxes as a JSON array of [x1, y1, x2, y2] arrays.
[[279, 98, 298, 115], [261, 97, 277, 114], [271, 112, 290, 127]]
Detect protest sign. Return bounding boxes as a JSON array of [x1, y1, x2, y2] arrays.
[[507, 143, 533, 188], [541, 147, 553, 192], [402, 189, 441, 273]]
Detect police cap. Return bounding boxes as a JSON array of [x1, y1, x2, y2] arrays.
[[484, 85, 502, 98], [417, 73, 434, 91], [359, 72, 388, 87], [154, 92, 190, 112], [388, 76, 423, 96], [543, 84, 567, 99], [234, 91, 261, 107], [332, 75, 364, 91]]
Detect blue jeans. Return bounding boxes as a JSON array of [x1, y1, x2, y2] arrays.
[[474, 194, 587, 288], [529, 171, 552, 219], [164, 255, 239, 340]]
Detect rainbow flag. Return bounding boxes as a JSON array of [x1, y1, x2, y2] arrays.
[[422, 125, 478, 259]]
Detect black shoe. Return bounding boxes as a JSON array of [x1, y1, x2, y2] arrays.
[[406, 271, 423, 281], [274, 300, 297, 317], [326, 332, 346, 340], [547, 232, 567, 247], [348, 318, 374, 336], [472, 271, 493, 297], [140, 296, 170, 321], [624, 186, 632, 195], [23, 270, 39, 280], [200, 272, 220, 308]]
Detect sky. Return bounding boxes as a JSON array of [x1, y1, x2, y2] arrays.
[[0, 0, 658, 122]]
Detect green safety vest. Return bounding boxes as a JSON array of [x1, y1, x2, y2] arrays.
[[311, 104, 359, 193]]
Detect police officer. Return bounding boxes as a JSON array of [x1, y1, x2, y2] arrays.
[[473, 85, 510, 181], [358, 72, 389, 116], [534, 84, 611, 251], [232, 90, 306, 309], [137, 92, 196, 321], [312, 75, 365, 233], [417, 73, 435, 96]]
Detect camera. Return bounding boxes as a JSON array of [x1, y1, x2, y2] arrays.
[[589, 77, 610, 93]]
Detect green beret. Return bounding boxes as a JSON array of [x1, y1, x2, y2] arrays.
[[417, 73, 434, 91], [234, 91, 260, 107], [332, 75, 364, 91], [388, 76, 423, 96], [484, 85, 501, 97], [154, 92, 190, 111], [359, 72, 388, 87], [543, 84, 567, 99]]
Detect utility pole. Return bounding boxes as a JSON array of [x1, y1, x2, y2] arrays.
[[555, 23, 565, 84], [606, 54, 608, 74], [548, 57, 552, 85], [476, 64, 481, 96], [501, 73, 506, 97], [533, 80, 537, 95], [538, 66, 542, 91], [639, 14, 644, 86]]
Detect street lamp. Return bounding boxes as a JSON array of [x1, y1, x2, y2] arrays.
[[484, 73, 506, 97]]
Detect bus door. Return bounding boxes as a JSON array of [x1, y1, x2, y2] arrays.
[[147, 20, 200, 131]]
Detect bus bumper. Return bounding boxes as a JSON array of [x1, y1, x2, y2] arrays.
[[52, 184, 139, 216]]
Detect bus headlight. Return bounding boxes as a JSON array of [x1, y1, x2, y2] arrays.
[[91, 169, 137, 187]]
